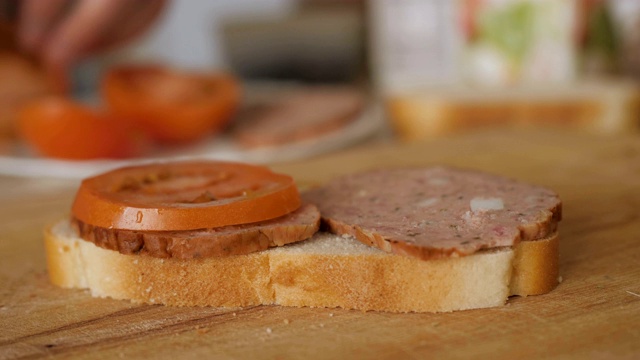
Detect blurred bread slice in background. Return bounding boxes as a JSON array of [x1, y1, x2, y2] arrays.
[[387, 80, 640, 141]]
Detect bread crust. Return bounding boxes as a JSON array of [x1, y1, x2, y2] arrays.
[[510, 234, 560, 296], [45, 221, 559, 312], [46, 222, 273, 306]]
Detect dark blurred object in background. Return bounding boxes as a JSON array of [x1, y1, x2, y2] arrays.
[[580, 0, 620, 76], [609, 0, 640, 79], [0, 1, 18, 50], [221, 0, 367, 84]]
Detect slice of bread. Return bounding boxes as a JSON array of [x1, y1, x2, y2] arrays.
[[46, 220, 559, 313], [387, 81, 640, 141]]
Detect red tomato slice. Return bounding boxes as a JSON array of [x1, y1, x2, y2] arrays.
[[17, 97, 147, 160], [102, 65, 241, 144], [71, 161, 301, 231]]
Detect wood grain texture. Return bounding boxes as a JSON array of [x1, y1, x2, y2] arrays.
[[1, 128, 639, 359]]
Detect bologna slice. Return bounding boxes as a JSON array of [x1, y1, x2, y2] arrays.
[[302, 167, 561, 260]]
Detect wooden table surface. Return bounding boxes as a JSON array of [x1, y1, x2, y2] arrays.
[[1, 128, 639, 359]]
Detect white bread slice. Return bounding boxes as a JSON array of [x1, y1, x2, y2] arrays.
[[45, 220, 559, 313]]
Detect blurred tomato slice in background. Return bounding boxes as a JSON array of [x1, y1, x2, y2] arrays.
[[102, 65, 241, 144], [17, 97, 148, 160]]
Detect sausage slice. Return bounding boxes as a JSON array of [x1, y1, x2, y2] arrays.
[[73, 203, 321, 259], [303, 167, 561, 260]]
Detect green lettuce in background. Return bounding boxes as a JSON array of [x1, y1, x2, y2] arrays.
[[477, 2, 535, 63]]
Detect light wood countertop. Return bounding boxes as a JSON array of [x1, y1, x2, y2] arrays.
[[1, 128, 639, 359]]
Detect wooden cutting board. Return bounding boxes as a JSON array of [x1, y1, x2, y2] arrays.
[[1, 128, 639, 359]]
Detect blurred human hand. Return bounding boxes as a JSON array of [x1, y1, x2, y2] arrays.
[[17, 0, 167, 92]]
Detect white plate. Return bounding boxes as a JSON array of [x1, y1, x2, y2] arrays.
[[0, 105, 385, 179]]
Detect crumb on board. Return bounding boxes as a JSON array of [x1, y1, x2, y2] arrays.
[[197, 327, 211, 334], [329, 313, 334, 317], [626, 290, 640, 298], [232, 312, 237, 316], [283, 319, 290, 324], [266, 328, 272, 334], [558, 276, 563, 283]]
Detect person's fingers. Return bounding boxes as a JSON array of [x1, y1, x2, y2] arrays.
[[18, 0, 69, 52], [44, 0, 130, 66], [42, 0, 166, 91], [41, 0, 132, 92]]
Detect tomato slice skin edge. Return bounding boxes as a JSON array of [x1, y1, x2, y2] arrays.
[[71, 161, 301, 231]]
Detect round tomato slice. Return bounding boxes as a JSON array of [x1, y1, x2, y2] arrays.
[[102, 65, 241, 144], [71, 161, 301, 231], [17, 97, 147, 160]]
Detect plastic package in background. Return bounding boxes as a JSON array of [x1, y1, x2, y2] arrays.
[[461, 0, 578, 87], [370, 0, 462, 95], [370, 0, 580, 94], [609, 0, 640, 79]]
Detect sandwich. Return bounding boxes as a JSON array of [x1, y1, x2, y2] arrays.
[[46, 161, 561, 313]]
